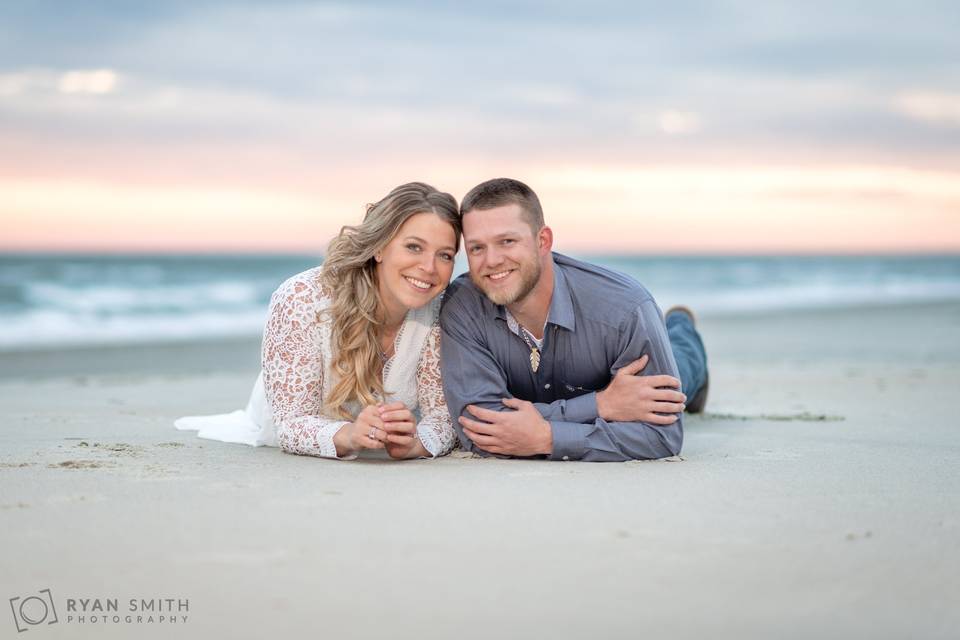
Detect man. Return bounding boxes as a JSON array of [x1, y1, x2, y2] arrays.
[[439, 178, 708, 462]]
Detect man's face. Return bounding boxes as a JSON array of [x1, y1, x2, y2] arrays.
[[462, 203, 543, 306]]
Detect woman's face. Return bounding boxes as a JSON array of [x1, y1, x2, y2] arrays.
[[376, 212, 458, 315]]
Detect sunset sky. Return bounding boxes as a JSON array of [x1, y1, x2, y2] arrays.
[[2, 1, 958, 254]]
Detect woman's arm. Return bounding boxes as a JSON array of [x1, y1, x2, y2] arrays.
[[411, 324, 457, 458], [261, 277, 354, 459]]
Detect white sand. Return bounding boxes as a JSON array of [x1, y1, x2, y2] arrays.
[[1, 303, 958, 639]]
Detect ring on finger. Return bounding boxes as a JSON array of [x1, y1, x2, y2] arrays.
[[368, 427, 377, 440]]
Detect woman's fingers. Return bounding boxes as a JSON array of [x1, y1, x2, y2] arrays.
[[385, 433, 415, 446], [380, 408, 414, 423], [380, 420, 415, 435], [358, 413, 386, 430], [359, 406, 386, 429], [358, 425, 389, 446], [353, 404, 410, 451]]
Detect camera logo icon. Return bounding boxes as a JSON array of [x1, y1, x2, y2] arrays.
[[9, 589, 58, 633]]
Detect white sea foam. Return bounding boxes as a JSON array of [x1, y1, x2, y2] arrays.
[[1, 254, 958, 351], [0, 309, 269, 351], [23, 281, 261, 313], [656, 280, 960, 315]]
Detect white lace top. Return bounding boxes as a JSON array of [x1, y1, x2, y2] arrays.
[[261, 266, 456, 459]]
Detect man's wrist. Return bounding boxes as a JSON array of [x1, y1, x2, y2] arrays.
[[539, 418, 554, 455], [595, 389, 608, 421]]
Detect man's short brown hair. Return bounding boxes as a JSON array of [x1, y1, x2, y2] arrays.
[[459, 178, 544, 233]]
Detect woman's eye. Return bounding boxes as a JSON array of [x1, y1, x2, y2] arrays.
[[406, 243, 422, 252], [439, 253, 453, 262]]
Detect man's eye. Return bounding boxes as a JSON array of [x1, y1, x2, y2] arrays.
[[502, 239, 515, 245]]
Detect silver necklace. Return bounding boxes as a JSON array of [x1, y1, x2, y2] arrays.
[[517, 326, 541, 373], [379, 327, 399, 364]]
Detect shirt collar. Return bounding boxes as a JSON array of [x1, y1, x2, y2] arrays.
[[547, 260, 576, 332], [492, 254, 576, 332]]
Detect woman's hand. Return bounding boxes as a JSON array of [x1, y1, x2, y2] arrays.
[[378, 402, 428, 459], [333, 404, 389, 457]]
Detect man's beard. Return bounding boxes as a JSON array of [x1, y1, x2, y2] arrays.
[[472, 256, 541, 306]]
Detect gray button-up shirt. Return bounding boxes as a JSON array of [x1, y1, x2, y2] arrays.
[[439, 252, 683, 462]]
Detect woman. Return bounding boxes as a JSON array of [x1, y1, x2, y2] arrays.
[[176, 182, 460, 459]]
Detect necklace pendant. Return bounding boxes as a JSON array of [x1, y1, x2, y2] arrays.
[[529, 348, 540, 373]]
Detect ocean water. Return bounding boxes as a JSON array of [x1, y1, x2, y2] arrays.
[[1, 253, 958, 351]]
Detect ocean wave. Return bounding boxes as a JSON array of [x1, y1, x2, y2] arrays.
[[2, 279, 958, 351], [22, 280, 265, 314], [0, 308, 269, 351], [1, 254, 958, 351], [655, 280, 960, 315]]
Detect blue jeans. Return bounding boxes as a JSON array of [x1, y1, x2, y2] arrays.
[[666, 312, 708, 401]]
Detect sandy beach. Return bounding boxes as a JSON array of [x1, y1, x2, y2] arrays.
[[2, 302, 958, 639]]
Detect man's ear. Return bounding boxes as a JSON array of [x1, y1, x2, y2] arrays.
[[538, 226, 553, 255]]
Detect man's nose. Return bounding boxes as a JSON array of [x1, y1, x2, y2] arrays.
[[484, 247, 505, 268]]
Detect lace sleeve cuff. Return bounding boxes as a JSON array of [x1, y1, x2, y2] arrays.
[[277, 418, 356, 460], [416, 423, 441, 458]]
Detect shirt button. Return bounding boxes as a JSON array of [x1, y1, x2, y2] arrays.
[[544, 383, 551, 389], [562, 455, 570, 461]]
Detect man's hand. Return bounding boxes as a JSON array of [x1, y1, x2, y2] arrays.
[[595, 355, 686, 424], [459, 398, 553, 457]]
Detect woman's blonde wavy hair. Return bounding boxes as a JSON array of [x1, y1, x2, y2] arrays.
[[319, 182, 460, 418]]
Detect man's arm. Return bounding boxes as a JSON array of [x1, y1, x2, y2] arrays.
[[439, 294, 520, 456], [534, 354, 684, 427], [547, 299, 684, 461], [444, 295, 684, 461]]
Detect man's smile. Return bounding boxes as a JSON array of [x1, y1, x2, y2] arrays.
[[486, 269, 514, 282]]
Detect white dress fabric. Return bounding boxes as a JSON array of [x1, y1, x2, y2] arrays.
[[175, 266, 456, 459]]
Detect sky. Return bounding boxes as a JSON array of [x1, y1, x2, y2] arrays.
[[1, 0, 959, 254]]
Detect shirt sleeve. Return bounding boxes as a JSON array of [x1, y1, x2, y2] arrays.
[[440, 295, 602, 455], [532, 391, 599, 424], [261, 279, 353, 460], [441, 294, 682, 461], [439, 294, 516, 457], [548, 299, 683, 462], [414, 324, 457, 458]]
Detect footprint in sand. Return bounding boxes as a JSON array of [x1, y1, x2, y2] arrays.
[[47, 460, 118, 470], [73, 442, 145, 456], [703, 411, 845, 422]]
